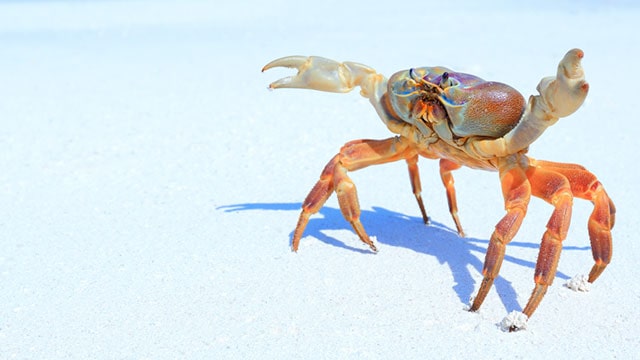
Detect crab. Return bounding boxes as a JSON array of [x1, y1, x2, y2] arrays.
[[262, 49, 615, 330]]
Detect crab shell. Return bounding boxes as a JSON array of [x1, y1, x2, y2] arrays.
[[388, 67, 526, 140]]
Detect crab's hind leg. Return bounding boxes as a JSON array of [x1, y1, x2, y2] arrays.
[[520, 166, 575, 322], [439, 158, 465, 236], [470, 165, 531, 313], [532, 160, 614, 282], [404, 156, 465, 234], [406, 154, 429, 224], [292, 136, 418, 252]]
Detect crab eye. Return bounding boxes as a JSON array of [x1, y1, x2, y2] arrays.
[[440, 72, 454, 88], [409, 68, 420, 82]]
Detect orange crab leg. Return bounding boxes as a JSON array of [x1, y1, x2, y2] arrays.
[[406, 154, 429, 224], [292, 156, 336, 251], [292, 136, 420, 252], [470, 166, 530, 312], [532, 160, 615, 282], [520, 166, 574, 318], [439, 158, 465, 236]]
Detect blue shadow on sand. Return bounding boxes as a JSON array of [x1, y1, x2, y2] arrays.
[[219, 202, 590, 313]]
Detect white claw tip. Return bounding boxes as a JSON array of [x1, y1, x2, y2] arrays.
[[559, 48, 586, 80], [565, 274, 591, 292], [567, 48, 584, 59], [563, 48, 584, 65], [500, 311, 529, 332]]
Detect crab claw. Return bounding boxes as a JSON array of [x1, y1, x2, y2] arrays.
[[465, 48, 589, 159], [537, 48, 589, 118], [262, 56, 377, 93], [262, 56, 314, 89]]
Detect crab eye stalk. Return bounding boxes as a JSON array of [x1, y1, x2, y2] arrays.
[[440, 72, 450, 88], [409, 68, 420, 82]]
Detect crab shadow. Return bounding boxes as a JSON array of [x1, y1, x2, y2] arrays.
[[219, 202, 590, 313]]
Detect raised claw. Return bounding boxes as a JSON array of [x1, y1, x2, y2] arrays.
[[465, 48, 589, 159], [537, 48, 588, 118], [262, 55, 377, 93]]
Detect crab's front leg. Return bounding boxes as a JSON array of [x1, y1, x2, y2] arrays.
[[292, 136, 420, 252], [262, 56, 384, 99]]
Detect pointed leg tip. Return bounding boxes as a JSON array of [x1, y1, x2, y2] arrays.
[[468, 303, 481, 313], [291, 241, 300, 253], [467, 297, 479, 312], [588, 263, 607, 283]]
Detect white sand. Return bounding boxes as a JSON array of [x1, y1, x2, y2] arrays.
[[1, 0, 638, 358]]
